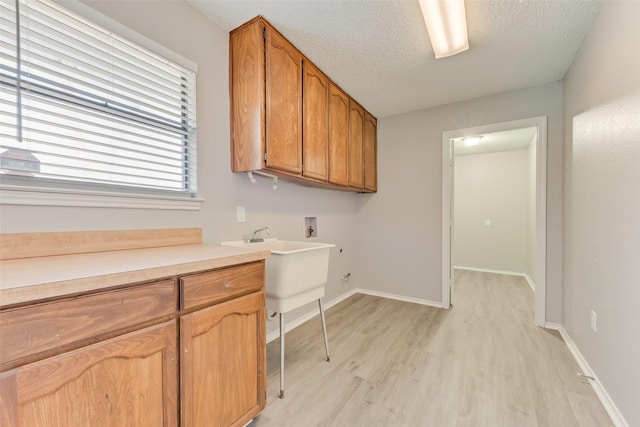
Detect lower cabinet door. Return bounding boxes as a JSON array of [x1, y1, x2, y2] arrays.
[[181, 291, 266, 427], [0, 321, 178, 427]]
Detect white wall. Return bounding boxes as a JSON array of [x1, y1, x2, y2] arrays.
[[453, 149, 529, 273], [0, 0, 359, 336], [563, 1, 640, 425], [356, 82, 563, 321]]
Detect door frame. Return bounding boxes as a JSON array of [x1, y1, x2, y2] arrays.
[[441, 116, 547, 326]]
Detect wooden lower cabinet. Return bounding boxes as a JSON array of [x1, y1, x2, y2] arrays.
[[0, 321, 178, 427], [180, 291, 266, 427], [0, 279, 176, 371], [0, 262, 267, 427]]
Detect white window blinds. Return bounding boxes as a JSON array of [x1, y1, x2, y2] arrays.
[[0, 0, 197, 197]]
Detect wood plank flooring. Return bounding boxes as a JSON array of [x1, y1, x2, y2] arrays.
[[251, 270, 613, 426]]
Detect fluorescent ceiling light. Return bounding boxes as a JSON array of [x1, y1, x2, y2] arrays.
[[419, 0, 469, 58], [464, 136, 481, 146]]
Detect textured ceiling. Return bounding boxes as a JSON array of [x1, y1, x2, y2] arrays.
[[188, 0, 602, 118]]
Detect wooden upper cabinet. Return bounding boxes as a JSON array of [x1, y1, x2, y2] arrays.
[[302, 61, 329, 181], [229, 16, 377, 192], [328, 83, 349, 186], [230, 19, 265, 172], [348, 99, 365, 189], [265, 26, 303, 174], [363, 112, 377, 192], [229, 17, 303, 175]]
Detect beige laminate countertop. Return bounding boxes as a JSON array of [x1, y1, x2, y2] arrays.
[[0, 244, 270, 308]]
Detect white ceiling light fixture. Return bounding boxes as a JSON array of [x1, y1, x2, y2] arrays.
[[419, 0, 469, 59], [464, 136, 481, 146]]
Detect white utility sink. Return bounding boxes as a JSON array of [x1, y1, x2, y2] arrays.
[[220, 238, 335, 312], [221, 237, 335, 399]]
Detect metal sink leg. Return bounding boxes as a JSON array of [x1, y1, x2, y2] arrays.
[[318, 298, 330, 362], [279, 312, 285, 399]]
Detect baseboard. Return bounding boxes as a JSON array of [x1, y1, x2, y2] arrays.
[[353, 288, 442, 308], [524, 274, 535, 292], [455, 266, 535, 291], [265, 288, 439, 343], [455, 265, 527, 277], [556, 326, 629, 427], [544, 322, 562, 331]]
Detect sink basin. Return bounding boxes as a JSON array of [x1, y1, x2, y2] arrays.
[[220, 238, 335, 312], [222, 238, 335, 399]]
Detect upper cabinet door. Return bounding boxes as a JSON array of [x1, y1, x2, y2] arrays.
[[265, 28, 303, 174], [363, 112, 377, 192], [328, 83, 349, 186], [348, 99, 365, 189], [302, 61, 329, 181], [230, 20, 265, 172]]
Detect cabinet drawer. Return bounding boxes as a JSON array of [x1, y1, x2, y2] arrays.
[[180, 261, 264, 311], [0, 279, 176, 371]]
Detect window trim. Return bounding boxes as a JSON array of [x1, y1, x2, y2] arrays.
[[0, 184, 204, 210], [0, 0, 202, 208]]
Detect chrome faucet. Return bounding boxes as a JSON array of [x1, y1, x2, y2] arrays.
[[250, 226, 271, 242]]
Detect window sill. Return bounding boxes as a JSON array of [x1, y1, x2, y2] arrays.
[[0, 185, 204, 211]]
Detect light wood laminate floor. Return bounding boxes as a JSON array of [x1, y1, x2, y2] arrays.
[[251, 270, 613, 427]]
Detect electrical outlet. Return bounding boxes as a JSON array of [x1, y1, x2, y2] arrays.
[[590, 310, 597, 333]]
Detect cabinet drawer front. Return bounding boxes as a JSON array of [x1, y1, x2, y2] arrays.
[[0, 279, 176, 370], [180, 262, 264, 311]]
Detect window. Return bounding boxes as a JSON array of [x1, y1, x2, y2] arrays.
[[0, 0, 198, 200]]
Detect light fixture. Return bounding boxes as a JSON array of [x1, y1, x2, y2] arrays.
[[418, 0, 469, 59], [463, 136, 481, 146]]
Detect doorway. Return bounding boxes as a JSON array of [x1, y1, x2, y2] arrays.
[[441, 117, 547, 326]]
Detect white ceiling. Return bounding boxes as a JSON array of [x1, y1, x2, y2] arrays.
[[188, 0, 602, 118], [453, 127, 537, 157]]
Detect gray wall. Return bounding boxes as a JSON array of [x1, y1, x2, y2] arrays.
[[0, 0, 359, 337], [453, 149, 529, 273], [1, 2, 569, 336], [563, 1, 640, 425], [356, 82, 564, 321]]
